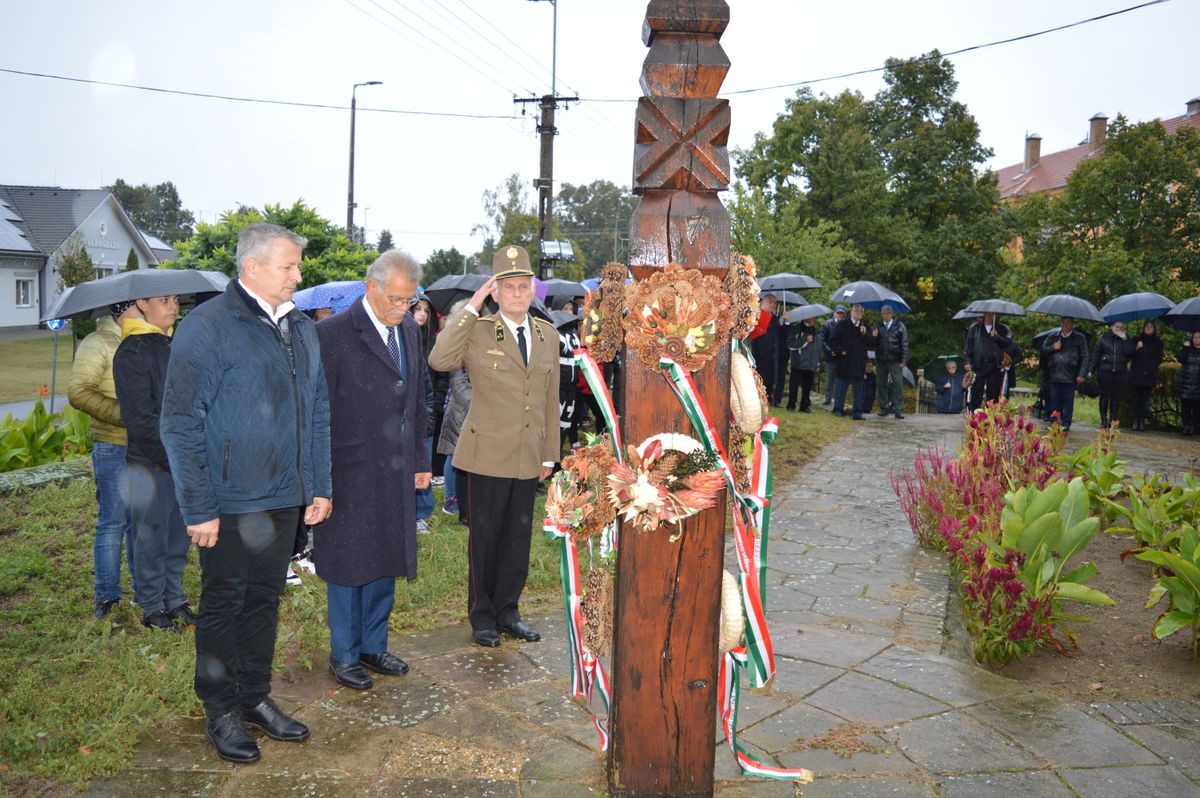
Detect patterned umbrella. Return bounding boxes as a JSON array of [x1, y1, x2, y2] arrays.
[[292, 280, 365, 313]]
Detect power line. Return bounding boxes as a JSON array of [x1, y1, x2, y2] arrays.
[[583, 0, 1171, 102], [0, 65, 520, 120]]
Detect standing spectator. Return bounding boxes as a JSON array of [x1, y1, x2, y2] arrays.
[[1128, 320, 1165, 431], [1041, 317, 1089, 431], [161, 223, 331, 764], [410, 296, 439, 534], [871, 304, 909, 418], [1178, 331, 1200, 435], [818, 305, 845, 405], [553, 304, 581, 454], [828, 303, 871, 420], [438, 365, 472, 523], [1087, 320, 1135, 429], [70, 301, 141, 619], [428, 245, 559, 648], [936, 360, 967, 414], [785, 316, 819, 413], [963, 312, 1013, 411], [112, 294, 194, 632], [315, 250, 430, 692], [772, 307, 791, 408], [862, 357, 878, 415], [749, 293, 780, 401]]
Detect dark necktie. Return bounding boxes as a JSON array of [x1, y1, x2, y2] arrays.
[[517, 324, 528, 366], [387, 325, 404, 378]]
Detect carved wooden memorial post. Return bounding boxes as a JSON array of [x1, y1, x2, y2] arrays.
[[608, 3, 732, 796]]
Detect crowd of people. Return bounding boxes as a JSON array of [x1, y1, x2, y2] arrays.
[[67, 239, 1197, 763]]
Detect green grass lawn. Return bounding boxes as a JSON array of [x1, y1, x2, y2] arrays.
[[0, 409, 849, 791], [0, 335, 75, 405]]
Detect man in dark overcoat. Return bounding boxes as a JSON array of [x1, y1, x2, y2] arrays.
[[316, 249, 430, 691], [963, 311, 1014, 411], [828, 302, 871, 419]]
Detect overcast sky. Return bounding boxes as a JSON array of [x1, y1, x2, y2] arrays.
[[3, 0, 1196, 264]]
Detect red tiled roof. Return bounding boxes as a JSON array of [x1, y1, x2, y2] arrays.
[[994, 108, 1200, 201]]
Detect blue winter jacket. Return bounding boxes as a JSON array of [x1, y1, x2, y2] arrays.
[[160, 281, 332, 525]]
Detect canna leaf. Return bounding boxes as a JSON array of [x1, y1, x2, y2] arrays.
[[1151, 610, 1194, 641], [1144, 582, 1168, 609], [1061, 562, 1098, 584], [1055, 582, 1115, 606]]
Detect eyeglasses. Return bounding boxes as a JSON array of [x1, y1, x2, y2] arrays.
[[386, 294, 419, 307]]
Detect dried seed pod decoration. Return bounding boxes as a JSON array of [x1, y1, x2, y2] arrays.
[[581, 262, 628, 363], [621, 262, 733, 372], [726, 252, 761, 341]]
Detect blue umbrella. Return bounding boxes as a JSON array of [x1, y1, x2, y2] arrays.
[[293, 280, 365, 313], [1099, 292, 1175, 323], [829, 280, 910, 313]]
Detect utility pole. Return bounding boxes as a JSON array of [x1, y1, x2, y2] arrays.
[[519, 0, 577, 278], [346, 80, 382, 238]]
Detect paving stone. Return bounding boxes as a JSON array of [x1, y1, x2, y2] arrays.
[[811, 595, 903, 625], [937, 770, 1077, 798], [739, 702, 845, 754], [806, 672, 948, 727], [222, 772, 374, 797], [858, 646, 1025, 707], [415, 647, 549, 694], [791, 775, 937, 797], [770, 625, 891, 669], [777, 732, 915, 777], [1059, 764, 1200, 797], [1122, 724, 1200, 780], [885, 710, 1040, 773], [84, 769, 225, 797], [365, 777, 520, 797], [520, 739, 605, 784], [488, 681, 599, 749], [966, 696, 1165, 768], [766, 656, 844, 700], [520, 781, 609, 797], [1089, 699, 1200, 725], [414, 695, 549, 752], [783, 575, 871, 598]]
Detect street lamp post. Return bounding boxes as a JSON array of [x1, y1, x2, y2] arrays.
[[346, 80, 382, 239]]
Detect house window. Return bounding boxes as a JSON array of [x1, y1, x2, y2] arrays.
[[95, 266, 115, 280], [15, 279, 34, 308]]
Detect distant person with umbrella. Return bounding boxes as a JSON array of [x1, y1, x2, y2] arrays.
[[828, 303, 871, 419], [1177, 330, 1200, 435], [113, 293, 197, 633], [819, 305, 846, 405], [749, 293, 781, 402], [785, 313, 819, 412], [962, 312, 1013, 411], [1086, 320, 1135, 429], [1041, 317, 1089, 430], [870, 303, 908, 419], [69, 300, 142, 619], [936, 360, 966, 414], [1128, 320, 1165, 431]]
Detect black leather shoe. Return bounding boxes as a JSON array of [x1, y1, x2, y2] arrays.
[[895, 413, 905, 419], [359, 651, 409, 676], [206, 711, 261, 764], [168, 603, 198, 627], [142, 611, 178, 632], [877, 411, 889, 417], [498, 620, 541, 642], [473, 629, 501, 647], [242, 698, 309, 742], [329, 657, 374, 690]]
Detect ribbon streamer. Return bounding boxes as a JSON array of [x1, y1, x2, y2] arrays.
[[720, 647, 814, 782]]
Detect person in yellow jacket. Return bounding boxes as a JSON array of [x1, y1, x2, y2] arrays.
[[68, 301, 141, 618]]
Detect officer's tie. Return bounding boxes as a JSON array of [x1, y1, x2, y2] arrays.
[[517, 324, 528, 366]]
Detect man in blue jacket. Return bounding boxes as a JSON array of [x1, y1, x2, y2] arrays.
[[161, 223, 332, 764]]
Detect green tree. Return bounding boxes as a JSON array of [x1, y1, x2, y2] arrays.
[[423, 247, 469, 284], [556, 180, 639, 275], [55, 234, 94, 292], [124, 248, 139, 272], [167, 200, 375, 287], [105, 179, 196, 243], [376, 229, 394, 253]]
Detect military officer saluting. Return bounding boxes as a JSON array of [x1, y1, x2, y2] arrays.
[[428, 244, 560, 647]]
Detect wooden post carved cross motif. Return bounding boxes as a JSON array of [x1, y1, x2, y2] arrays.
[[609, 2, 731, 797]]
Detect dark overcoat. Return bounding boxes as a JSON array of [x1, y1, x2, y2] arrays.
[[315, 299, 429, 586], [827, 316, 871, 379]]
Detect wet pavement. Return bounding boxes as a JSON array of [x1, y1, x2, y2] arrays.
[[87, 414, 1200, 797]]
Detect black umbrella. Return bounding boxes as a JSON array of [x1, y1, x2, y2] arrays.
[[42, 269, 229, 321], [829, 280, 910, 313], [758, 272, 822, 291], [550, 309, 582, 328], [425, 273, 489, 314], [1163, 296, 1200, 333], [953, 308, 982, 320], [541, 279, 586, 301], [764, 290, 806, 307], [1026, 294, 1104, 323], [965, 298, 1025, 317], [785, 303, 833, 323]]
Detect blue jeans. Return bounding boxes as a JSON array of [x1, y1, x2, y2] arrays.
[[443, 456, 457, 503], [833, 376, 864, 418], [92, 442, 135, 604], [1048, 382, 1078, 429], [416, 436, 434, 520], [128, 463, 189, 617]]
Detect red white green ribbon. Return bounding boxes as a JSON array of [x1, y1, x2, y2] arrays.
[[750, 419, 779, 612], [543, 518, 611, 750], [658, 356, 775, 688], [575, 348, 623, 556], [720, 646, 814, 782]]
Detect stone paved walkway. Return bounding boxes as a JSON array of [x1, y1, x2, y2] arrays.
[[88, 414, 1200, 797]]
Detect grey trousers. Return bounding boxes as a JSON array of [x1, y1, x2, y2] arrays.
[[878, 361, 905, 414], [128, 462, 190, 616]]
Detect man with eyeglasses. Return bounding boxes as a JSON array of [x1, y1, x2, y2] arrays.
[[314, 249, 431, 691], [428, 244, 559, 648]]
